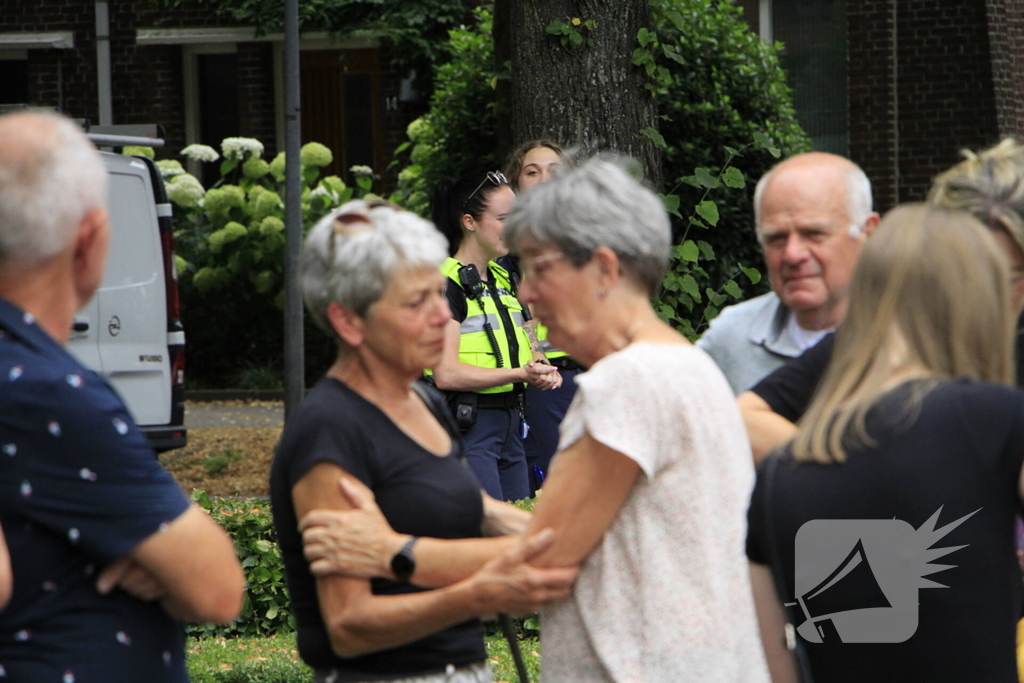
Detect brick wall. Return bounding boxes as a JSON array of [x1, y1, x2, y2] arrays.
[[986, 0, 1024, 139], [1, 0, 99, 120], [5, 0, 420, 182], [848, 0, 1002, 213], [848, 0, 897, 211], [237, 42, 277, 155]]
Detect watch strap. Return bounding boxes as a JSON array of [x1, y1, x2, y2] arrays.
[[391, 536, 419, 582]]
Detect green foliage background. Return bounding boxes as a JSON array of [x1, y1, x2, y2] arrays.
[[394, 0, 810, 334], [188, 491, 293, 638]]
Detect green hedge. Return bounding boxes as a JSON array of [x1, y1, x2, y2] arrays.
[[188, 493, 544, 680], [190, 491, 293, 638], [192, 492, 539, 641]]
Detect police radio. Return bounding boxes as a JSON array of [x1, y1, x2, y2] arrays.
[[457, 264, 485, 300]]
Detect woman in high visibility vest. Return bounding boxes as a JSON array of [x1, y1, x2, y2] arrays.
[[430, 170, 561, 501], [504, 140, 583, 493]]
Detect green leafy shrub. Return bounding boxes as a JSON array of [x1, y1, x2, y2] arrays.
[[646, 0, 809, 333], [391, 8, 499, 215], [190, 490, 293, 638], [169, 139, 374, 387], [391, 0, 810, 333]]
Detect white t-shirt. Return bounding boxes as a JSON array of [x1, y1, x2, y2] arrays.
[[540, 342, 770, 683], [785, 312, 832, 352]]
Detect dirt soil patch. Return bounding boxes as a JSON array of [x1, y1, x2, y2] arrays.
[[161, 427, 281, 497]]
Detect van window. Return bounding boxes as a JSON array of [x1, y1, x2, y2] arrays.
[[105, 169, 161, 287]]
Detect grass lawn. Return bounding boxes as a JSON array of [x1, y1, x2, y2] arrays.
[[187, 632, 540, 683]]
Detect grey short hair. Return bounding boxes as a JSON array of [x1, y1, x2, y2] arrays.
[[504, 158, 671, 296], [300, 199, 449, 338], [753, 155, 873, 234], [0, 111, 108, 263]]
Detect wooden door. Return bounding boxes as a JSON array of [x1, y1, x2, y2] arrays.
[[300, 49, 383, 184]]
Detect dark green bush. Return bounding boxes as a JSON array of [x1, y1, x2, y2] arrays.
[[190, 490, 293, 638], [652, 0, 809, 320], [391, 7, 499, 216]]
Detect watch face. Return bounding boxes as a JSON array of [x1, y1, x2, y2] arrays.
[[392, 552, 415, 581]]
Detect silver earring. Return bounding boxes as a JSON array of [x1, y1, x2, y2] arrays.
[[598, 287, 607, 298]]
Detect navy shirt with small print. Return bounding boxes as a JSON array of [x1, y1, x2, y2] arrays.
[[0, 297, 191, 682]]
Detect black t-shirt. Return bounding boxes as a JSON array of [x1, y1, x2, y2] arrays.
[[751, 333, 836, 422], [269, 378, 486, 681], [747, 379, 1024, 682], [446, 281, 468, 323], [752, 322, 1024, 421]]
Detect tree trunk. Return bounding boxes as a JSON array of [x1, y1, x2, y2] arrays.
[[501, 0, 662, 189], [493, 0, 515, 166]]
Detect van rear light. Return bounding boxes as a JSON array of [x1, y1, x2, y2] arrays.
[[159, 228, 182, 330], [171, 348, 185, 388]]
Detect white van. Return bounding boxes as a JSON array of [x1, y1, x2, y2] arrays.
[[66, 139, 187, 451]]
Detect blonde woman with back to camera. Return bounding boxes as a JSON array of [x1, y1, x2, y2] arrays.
[[748, 205, 1024, 682]]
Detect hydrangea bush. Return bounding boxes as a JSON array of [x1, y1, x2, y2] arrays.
[[164, 139, 376, 386]]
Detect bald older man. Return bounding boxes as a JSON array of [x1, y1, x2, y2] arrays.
[[697, 153, 880, 394], [0, 111, 244, 681]]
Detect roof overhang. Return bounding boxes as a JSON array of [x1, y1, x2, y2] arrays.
[[0, 32, 75, 49]]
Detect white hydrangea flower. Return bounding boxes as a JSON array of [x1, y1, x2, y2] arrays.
[[309, 185, 339, 203], [156, 159, 186, 180], [180, 144, 220, 163], [221, 137, 265, 161], [166, 174, 206, 208], [349, 165, 374, 178]]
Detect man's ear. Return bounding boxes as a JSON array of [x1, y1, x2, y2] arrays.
[[861, 212, 881, 238], [72, 208, 110, 309], [327, 301, 365, 347]]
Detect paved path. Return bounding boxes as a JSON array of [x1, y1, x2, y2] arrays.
[[185, 402, 284, 430]]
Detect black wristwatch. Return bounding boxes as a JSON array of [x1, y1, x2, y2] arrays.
[[390, 536, 418, 582]]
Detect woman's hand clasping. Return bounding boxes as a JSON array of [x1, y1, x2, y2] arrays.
[[300, 478, 405, 580], [470, 529, 579, 617], [524, 361, 562, 391]]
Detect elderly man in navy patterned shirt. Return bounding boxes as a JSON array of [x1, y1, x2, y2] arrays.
[[0, 110, 244, 681]]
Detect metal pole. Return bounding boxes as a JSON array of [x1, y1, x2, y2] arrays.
[[95, 1, 112, 125], [283, 0, 305, 417]]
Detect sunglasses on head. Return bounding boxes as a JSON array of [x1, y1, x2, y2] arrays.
[[464, 171, 508, 210]]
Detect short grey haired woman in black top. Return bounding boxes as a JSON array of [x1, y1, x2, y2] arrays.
[[269, 199, 577, 683]]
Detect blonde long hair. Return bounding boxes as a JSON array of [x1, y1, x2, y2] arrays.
[[791, 204, 1015, 464]]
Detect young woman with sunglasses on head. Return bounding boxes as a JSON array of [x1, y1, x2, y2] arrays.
[[428, 170, 561, 502]]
